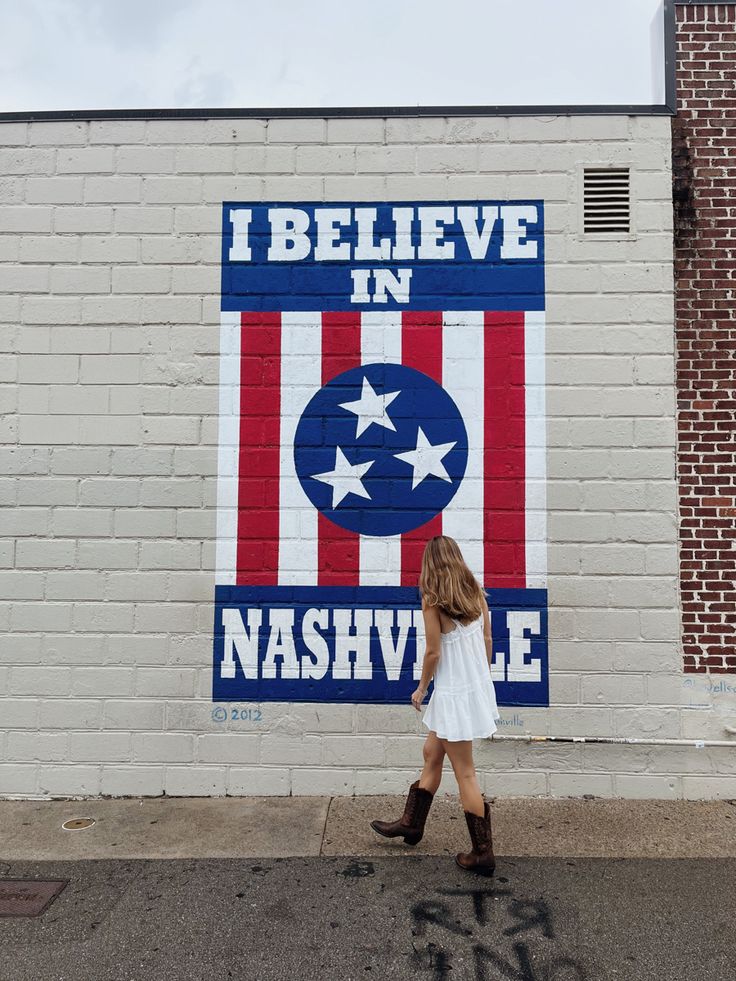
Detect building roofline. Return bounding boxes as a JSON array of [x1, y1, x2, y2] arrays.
[[0, 103, 676, 124]]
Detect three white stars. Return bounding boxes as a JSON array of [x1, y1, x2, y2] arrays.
[[309, 377, 458, 509]]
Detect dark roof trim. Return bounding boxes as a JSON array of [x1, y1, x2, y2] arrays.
[[0, 103, 675, 123], [0, 0, 677, 123]]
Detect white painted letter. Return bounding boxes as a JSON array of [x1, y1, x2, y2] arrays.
[[315, 208, 352, 261], [302, 608, 330, 680], [333, 609, 373, 680], [228, 208, 253, 261], [267, 208, 311, 261], [500, 205, 539, 259], [457, 205, 499, 260], [355, 208, 392, 261], [506, 610, 541, 682], [262, 608, 300, 679], [374, 609, 413, 681], [220, 607, 261, 679], [418, 206, 455, 259], [392, 207, 415, 260], [350, 268, 371, 303], [373, 268, 412, 304]]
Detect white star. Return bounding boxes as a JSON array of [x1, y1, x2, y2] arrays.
[[339, 377, 400, 438], [394, 427, 457, 491], [310, 446, 375, 509]]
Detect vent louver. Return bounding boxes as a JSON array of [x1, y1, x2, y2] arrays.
[[583, 168, 630, 234]]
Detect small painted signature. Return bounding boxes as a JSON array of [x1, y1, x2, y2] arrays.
[[497, 714, 525, 728], [211, 706, 263, 723], [683, 677, 736, 696]]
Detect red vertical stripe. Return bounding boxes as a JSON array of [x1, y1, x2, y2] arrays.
[[319, 312, 362, 586], [484, 311, 526, 588], [400, 312, 443, 587], [237, 312, 281, 585]]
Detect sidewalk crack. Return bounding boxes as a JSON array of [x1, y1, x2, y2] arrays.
[[319, 795, 334, 856]]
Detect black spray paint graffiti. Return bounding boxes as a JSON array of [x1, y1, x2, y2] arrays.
[[410, 885, 587, 981]]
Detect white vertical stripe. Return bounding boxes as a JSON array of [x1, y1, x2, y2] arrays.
[[525, 310, 547, 587], [359, 312, 402, 586], [279, 312, 322, 585], [361, 310, 402, 364], [215, 311, 242, 585], [441, 311, 485, 584]]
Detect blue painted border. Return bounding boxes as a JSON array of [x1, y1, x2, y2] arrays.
[[220, 200, 545, 312], [212, 585, 548, 707]]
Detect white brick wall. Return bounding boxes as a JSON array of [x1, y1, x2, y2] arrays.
[[1, 113, 732, 800]]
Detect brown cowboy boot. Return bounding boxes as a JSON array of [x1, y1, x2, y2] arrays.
[[370, 779, 434, 846], [455, 799, 496, 875]]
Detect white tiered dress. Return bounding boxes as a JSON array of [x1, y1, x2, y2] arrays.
[[421, 614, 501, 741]]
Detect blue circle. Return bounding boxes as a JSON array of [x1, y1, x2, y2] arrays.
[[294, 362, 468, 536]]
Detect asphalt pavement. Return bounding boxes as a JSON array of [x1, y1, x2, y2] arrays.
[[1, 854, 735, 981]]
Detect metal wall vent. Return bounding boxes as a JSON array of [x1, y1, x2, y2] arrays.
[[583, 168, 630, 234]]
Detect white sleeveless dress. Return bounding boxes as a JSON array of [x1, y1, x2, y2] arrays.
[[421, 614, 501, 741]]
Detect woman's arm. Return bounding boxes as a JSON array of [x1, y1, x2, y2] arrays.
[[410, 599, 442, 710], [481, 594, 493, 671]]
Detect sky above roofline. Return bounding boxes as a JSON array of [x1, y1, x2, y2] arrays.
[[1, 0, 667, 113]]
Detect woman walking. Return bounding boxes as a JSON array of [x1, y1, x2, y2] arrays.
[[370, 535, 500, 876]]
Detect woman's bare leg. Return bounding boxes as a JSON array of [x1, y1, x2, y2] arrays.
[[417, 731, 445, 794], [439, 738, 485, 816]]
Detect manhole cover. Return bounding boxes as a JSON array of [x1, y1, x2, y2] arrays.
[[0, 880, 68, 918], [62, 817, 96, 831]]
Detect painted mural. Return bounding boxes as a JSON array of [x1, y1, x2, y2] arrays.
[[213, 201, 548, 706]]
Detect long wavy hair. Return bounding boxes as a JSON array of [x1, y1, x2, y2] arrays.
[[419, 535, 485, 622]]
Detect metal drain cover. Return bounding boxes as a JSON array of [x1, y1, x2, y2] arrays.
[[0, 880, 68, 918], [62, 817, 96, 831]]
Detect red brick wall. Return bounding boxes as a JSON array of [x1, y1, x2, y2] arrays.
[[675, 2, 736, 673]]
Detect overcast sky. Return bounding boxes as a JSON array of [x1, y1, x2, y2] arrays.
[[1, 0, 666, 112]]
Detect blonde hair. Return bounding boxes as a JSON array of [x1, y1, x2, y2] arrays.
[[419, 535, 485, 622]]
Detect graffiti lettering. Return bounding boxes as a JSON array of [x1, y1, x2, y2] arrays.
[[474, 941, 536, 981], [505, 898, 555, 939], [410, 883, 585, 981], [411, 899, 473, 938], [437, 886, 512, 926]]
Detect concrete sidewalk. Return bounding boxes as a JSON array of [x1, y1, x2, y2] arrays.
[[1, 794, 735, 861]]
